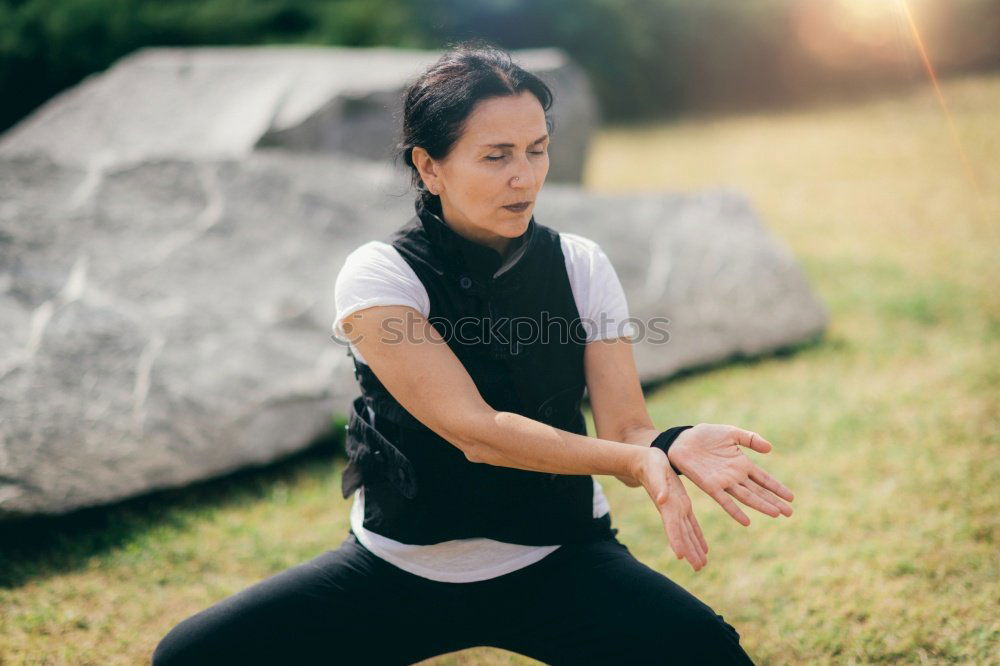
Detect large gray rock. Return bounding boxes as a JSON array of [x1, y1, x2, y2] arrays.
[[0, 44, 824, 519], [0, 146, 825, 519], [536, 186, 828, 379], [0, 150, 397, 518], [0, 46, 597, 183]]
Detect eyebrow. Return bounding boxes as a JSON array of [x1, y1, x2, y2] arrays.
[[480, 134, 549, 149]]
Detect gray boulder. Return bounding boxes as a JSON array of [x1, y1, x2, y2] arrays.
[[0, 44, 825, 519], [536, 186, 828, 379], [0, 147, 825, 519], [0, 46, 597, 183], [0, 150, 400, 518]]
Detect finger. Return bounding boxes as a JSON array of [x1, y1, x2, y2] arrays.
[[712, 489, 751, 526], [727, 483, 781, 518], [660, 490, 699, 566], [684, 514, 706, 567], [680, 515, 702, 570], [688, 511, 709, 555], [739, 480, 786, 517], [735, 429, 772, 453], [749, 466, 795, 502], [745, 478, 793, 516], [658, 500, 685, 560]]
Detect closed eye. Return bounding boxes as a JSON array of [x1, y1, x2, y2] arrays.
[[485, 150, 547, 162]]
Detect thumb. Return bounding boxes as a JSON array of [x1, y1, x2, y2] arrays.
[[736, 428, 772, 453]]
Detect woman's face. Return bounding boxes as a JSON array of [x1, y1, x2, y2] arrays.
[[412, 91, 550, 255]]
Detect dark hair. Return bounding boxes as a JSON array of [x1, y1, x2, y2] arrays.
[[394, 40, 556, 209]]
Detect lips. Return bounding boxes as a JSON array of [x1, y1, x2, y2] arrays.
[[503, 201, 531, 212]]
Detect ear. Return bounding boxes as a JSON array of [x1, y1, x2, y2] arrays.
[[412, 146, 442, 195]]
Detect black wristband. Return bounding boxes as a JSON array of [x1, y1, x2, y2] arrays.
[[650, 426, 694, 475]]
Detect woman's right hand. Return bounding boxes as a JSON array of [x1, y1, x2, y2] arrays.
[[632, 446, 709, 571]]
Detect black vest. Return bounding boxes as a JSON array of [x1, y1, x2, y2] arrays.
[[340, 197, 616, 546]]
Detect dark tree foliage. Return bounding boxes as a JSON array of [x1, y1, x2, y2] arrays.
[[2, 0, 998, 134]]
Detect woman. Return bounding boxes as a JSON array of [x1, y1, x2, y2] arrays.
[[153, 42, 794, 665]]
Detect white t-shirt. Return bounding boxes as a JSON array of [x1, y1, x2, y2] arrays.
[[332, 231, 637, 582]]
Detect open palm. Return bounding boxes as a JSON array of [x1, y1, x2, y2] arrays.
[[668, 424, 795, 526]]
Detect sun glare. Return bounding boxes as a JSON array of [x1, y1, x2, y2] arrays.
[[792, 0, 983, 199], [790, 0, 915, 65], [836, 0, 902, 27]]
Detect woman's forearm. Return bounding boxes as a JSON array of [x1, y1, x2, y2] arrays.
[[612, 425, 661, 484], [458, 409, 646, 480], [620, 425, 660, 448]]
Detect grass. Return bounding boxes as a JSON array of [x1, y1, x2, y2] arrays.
[[584, 71, 999, 664], [2, 71, 998, 664]]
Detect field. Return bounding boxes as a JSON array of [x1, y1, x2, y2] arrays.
[[1, 72, 997, 664]]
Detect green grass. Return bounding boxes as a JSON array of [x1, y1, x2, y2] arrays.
[[2, 72, 998, 664]]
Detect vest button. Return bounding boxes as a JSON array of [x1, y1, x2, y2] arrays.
[[459, 275, 473, 289], [542, 405, 553, 418]]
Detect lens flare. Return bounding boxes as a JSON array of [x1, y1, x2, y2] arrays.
[[895, 0, 982, 197], [797, 0, 984, 200]]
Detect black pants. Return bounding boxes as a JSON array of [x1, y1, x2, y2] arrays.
[[152, 529, 756, 665]]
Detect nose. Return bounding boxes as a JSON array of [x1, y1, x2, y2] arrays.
[[510, 155, 535, 191]]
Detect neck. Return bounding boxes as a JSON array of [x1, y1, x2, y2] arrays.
[[437, 197, 514, 259]]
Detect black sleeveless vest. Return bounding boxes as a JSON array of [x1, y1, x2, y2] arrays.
[[340, 196, 616, 546]]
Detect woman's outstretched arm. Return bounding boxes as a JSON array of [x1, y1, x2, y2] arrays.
[[339, 303, 708, 569], [343, 305, 651, 478], [584, 333, 795, 527]]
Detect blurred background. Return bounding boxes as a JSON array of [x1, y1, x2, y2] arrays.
[[3, 0, 1000, 131], [1, 0, 998, 664]]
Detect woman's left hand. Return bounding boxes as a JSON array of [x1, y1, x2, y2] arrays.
[[668, 424, 795, 526]]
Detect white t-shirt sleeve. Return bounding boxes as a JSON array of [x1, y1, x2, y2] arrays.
[[332, 242, 430, 356], [561, 233, 638, 343]]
